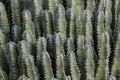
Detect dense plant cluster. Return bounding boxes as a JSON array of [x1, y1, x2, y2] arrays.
[[0, 0, 119, 80]]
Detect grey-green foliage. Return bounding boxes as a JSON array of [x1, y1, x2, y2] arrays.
[[56, 54, 66, 80], [85, 10, 93, 45], [42, 52, 54, 80], [86, 0, 95, 14], [111, 33, 120, 79], [25, 55, 39, 80], [66, 8, 76, 42], [18, 75, 30, 80], [42, 10, 52, 37], [0, 66, 8, 80], [81, 10, 87, 36], [76, 35, 86, 80], [54, 33, 65, 55], [21, 0, 32, 12], [65, 76, 71, 80], [86, 45, 94, 80], [54, 4, 67, 42], [104, 0, 112, 33], [36, 37, 47, 79], [0, 29, 8, 72], [95, 32, 111, 80], [66, 0, 84, 15], [97, 11, 105, 49], [11, 0, 22, 27], [22, 10, 36, 39], [32, 0, 43, 37], [7, 42, 19, 80], [22, 30, 36, 45], [66, 0, 84, 35], [68, 51, 80, 80], [18, 40, 31, 75], [67, 38, 74, 52], [46, 35, 54, 57], [22, 30, 36, 56], [42, 0, 55, 14], [12, 25, 21, 43], [115, 1, 120, 32], [66, 38, 74, 75], [36, 37, 47, 67], [0, 2, 10, 36], [98, 0, 105, 11]]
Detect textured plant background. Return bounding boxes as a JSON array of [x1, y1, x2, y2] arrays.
[[0, 0, 119, 80]]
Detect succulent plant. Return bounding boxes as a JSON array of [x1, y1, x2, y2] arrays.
[[0, 0, 119, 80]]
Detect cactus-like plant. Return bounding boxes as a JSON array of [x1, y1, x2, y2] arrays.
[[0, 2, 10, 37], [85, 10, 93, 45], [95, 31, 111, 80], [18, 40, 31, 75], [0, 0, 119, 80], [56, 54, 66, 79], [0, 66, 8, 80], [18, 75, 30, 80], [76, 35, 86, 80], [36, 37, 47, 79], [42, 10, 53, 37], [11, 0, 22, 27], [12, 25, 21, 43], [86, 45, 95, 80], [42, 51, 54, 80], [54, 4, 67, 42], [66, 8, 76, 42], [22, 10, 36, 39], [32, 0, 43, 37], [104, 0, 112, 34], [68, 51, 80, 80], [0, 29, 9, 73], [7, 42, 19, 80], [111, 33, 120, 79], [25, 55, 39, 80]]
